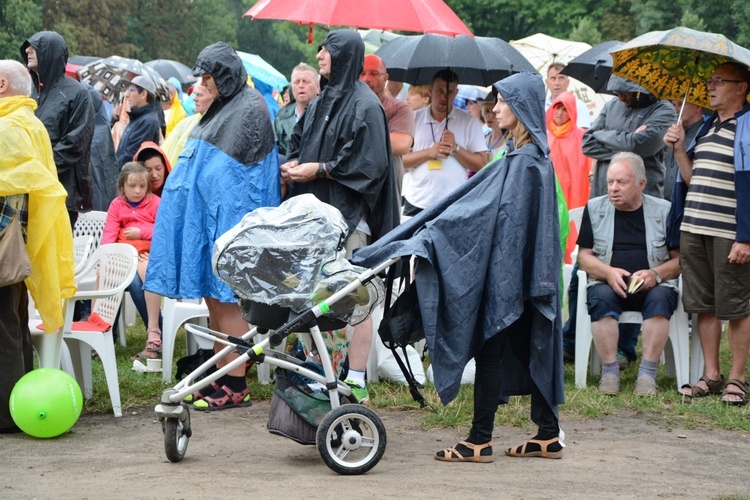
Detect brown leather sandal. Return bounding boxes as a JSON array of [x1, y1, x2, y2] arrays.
[[504, 437, 564, 459], [721, 379, 748, 406], [434, 440, 494, 463], [678, 374, 724, 398]]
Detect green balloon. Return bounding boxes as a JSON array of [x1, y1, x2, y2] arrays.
[[10, 368, 83, 438]]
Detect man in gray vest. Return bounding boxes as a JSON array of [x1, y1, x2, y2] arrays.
[[577, 152, 681, 396]]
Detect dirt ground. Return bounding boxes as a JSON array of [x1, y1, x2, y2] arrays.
[[1, 401, 749, 499]]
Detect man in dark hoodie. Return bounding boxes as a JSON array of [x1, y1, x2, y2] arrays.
[[280, 30, 400, 402], [22, 31, 95, 228], [115, 75, 161, 168]]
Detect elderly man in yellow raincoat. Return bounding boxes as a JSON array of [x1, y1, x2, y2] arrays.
[[0, 60, 75, 433]]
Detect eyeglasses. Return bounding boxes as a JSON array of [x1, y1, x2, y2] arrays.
[[360, 71, 386, 77], [126, 86, 139, 93], [706, 77, 744, 88]]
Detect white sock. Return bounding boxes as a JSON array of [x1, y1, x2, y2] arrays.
[[348, 369, 366, 387]]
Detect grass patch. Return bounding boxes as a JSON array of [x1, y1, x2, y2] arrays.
[[84, 319, 748, 434]]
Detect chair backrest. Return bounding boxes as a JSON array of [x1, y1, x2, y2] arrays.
[[73, 235, 95, 276], [569, 206, 585, 233], [73, 211, 108, 250], [84, 244, 138, 325]]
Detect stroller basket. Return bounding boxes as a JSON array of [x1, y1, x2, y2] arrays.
[[267, 364, 334, 445], [239, 299, 347, 333]]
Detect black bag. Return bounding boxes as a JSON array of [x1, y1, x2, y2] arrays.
[[174, 349, 216, 382], [378, 258, 432, 410]]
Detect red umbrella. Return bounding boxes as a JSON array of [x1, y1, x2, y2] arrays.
[[245, 0, 472, 43]]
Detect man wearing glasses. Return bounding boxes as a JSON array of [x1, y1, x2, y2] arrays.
[[115, 75, 161, 168], [664, 62, 750, 405]]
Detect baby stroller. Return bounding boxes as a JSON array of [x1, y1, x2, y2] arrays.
[[154, 195, 398, 475]]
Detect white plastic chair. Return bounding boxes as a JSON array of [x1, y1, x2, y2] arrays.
[[574, 269, 691, 390], [73, 235, 95, 276], [160, 298, 211, 383], [62, 243, 138, 417]]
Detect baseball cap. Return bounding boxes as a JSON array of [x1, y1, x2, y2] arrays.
[[126, 75, 157, 96]]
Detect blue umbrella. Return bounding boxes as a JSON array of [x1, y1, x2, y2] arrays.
[[235, 51, 289, 92]]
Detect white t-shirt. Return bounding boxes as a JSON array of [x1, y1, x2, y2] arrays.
[[403, 107, 485, 209]]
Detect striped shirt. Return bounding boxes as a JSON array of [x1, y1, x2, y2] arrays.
[[682, 118, 737, 239]]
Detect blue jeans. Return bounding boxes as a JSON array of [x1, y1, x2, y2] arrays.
[[562, 262, 641, 361]]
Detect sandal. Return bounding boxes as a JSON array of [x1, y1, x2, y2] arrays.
[[435, 440, 494, 463], [505, 437, 564, 459], [678, 374, 724, 398], [721, 379, 748, 406], [183, 381, 221, 404], [131, 329, 163, 361], [193, 385, 252, 412]]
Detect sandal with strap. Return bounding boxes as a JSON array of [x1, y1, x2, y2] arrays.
[[679, 374, 724, 398], [721, 379, 748, 406], [193, 385, 252, 412], [183, 381, 221, 404], [505, 437, 564, 459], [434, 440, 494, 463], [131, 337, 162, 361]]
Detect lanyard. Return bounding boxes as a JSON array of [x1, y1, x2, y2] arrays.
[[486, 130, 506, 151], [428, 117, 450, 143]]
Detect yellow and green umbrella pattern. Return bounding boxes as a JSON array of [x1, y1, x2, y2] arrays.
[[611, 27, 750, 108]]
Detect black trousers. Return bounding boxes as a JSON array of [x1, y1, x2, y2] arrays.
[[468, 305, 559, 444], [0, 281, 32, 429]]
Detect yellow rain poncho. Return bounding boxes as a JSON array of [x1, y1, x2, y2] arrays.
[[165, 92, 188, 137], [162, 113, 201, 166], [0, 95, 75, 331]]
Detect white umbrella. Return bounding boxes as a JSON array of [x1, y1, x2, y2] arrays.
[[510, 33, 614, 122]]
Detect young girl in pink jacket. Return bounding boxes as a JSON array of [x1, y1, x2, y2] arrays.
[[102, 162, 162, 360]]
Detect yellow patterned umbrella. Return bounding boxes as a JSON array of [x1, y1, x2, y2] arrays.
[[611, 27, 750, 109]]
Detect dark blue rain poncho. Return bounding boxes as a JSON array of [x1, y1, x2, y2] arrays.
[[351, 71, 564, 407], [145, 42, 281, 302], [84, 84, 118, 211]]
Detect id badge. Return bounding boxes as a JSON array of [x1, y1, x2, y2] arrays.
[[427, 159, 443, 170]]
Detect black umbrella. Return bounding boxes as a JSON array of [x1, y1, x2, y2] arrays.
[[560, 40, 623, 93], [77, 56, 170, 103], [145, 59, 198, 87], [374, 34, 536, 86]]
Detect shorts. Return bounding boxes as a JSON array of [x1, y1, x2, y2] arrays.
[[587, 282, 678, 322], [680, 231, 750, 320]]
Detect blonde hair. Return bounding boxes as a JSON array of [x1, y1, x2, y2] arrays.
[[510, 121, 533, 149], [117, 162, 151, 198], [408, 85, 430, 100]]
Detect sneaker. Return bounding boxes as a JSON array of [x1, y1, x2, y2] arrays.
[[344, 379, 370, 404], [598, 374, 620, 395], [617, 351, 632, 371], [634, 376, 658, 396]]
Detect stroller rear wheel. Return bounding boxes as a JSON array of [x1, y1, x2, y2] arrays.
[[163, 407, 192, 463], [316, 404, 386, 475]]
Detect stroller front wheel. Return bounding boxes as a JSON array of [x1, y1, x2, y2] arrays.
[[316, 404, 386, 475], [163, 407, 191, 463]]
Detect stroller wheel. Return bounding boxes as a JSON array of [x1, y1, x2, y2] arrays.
[[316, 404, 386, 475], [163, 407, 191, 463]]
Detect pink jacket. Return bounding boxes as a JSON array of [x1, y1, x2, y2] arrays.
[[102, 194, 160, 245]]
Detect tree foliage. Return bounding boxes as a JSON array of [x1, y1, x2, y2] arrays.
[[1, 0, 749, 79]]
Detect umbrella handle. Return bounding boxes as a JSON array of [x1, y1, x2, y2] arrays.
[[677, 56, 699, 125]]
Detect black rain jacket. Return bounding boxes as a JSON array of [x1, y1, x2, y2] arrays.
[[288, 30, 399, 243], [22, 31, 95, 212]]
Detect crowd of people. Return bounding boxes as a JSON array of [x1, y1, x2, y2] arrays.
[[1, 29, 748, 461]]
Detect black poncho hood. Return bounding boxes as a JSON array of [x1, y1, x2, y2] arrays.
[[190, 42, 274, 165], [319, 30, 364, 93], [21, 31, 67, 93]]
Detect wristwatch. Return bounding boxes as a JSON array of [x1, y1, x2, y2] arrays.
[[454, 144, 461, 154], [317, 162, 326, 179], [651, 269, 662, 284]]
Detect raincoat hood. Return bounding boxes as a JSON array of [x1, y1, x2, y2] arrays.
[[189, 42, 274, 165], [21, 31, 68, 93], [606, 75, 650, 95], [319, 30, 365, 93], [192, 42, 248, 105], [494, 71, 549, 154], [134, 140, 172, 173], [546, 91, 578, 132]]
